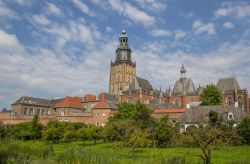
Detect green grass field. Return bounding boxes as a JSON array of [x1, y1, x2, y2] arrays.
[[1, 140, 250, 164]]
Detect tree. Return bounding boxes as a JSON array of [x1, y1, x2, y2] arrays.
[[31, 115, 43, 140], [104, 119, 135, 141], [200, 84, 222, 106], [187, 125, 222, 164], [237, 115, 250, 144], [208, 111, 219, 126], [109, 102, 156, 130], [0, 122, 7, 140], [126, 128, 152, 158], [156, 115, 174, 147], [76, 128, 88, 143]]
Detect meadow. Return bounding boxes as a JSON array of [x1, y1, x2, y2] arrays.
[[1, 140, 250, 164]]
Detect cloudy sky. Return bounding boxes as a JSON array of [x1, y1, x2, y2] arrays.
[[0, 0, 250, 109]]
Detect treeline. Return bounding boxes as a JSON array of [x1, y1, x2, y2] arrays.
[[0, 102, 250, 147]]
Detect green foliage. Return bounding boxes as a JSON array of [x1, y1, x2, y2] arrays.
[[0, 142, 32, 163], [109, 102, 155, 129], [156, 115, 175, 147], [126, 128, 152, 157], [200, 84, 222, 106], [208, 111, 219, 126], [186, 124, 223, 164], [0, 122, 7, 140], [31, 115, 43, 140], [104, 119, 135, 141], [237, 115, 250, 144]]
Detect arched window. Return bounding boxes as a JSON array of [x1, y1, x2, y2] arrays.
[[238, 96, 243, 109], [226, 97, 233, 106]]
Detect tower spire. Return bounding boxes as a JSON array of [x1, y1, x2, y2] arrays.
[[180, 64, 186, 79]]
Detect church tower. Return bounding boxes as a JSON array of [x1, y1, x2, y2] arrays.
[[109, 29, 136, 95]]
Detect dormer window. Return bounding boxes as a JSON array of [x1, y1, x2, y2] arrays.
[[227, 112, 234, 121]]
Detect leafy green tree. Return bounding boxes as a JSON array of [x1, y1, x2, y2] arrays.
[[237, 115, 250, 144], [0, 122, 7, 140], [127, 128, 152, 158], [31, 115, 43, 140], [62, 130, 76, 142], [108, 103, 136, 123], [104, 119, 135, 141], [42, 120, 64, 143], [86, 125, 102, 144], [200, 84, 222, 106], [109, 102, 155, 130], [76, 128, 88, 143], [156, 115, 174, 147], [132, 102, 155, 129], [208, 111, 219, 126]]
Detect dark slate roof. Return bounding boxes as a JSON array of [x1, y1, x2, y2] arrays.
[[172, 78, 196, 96], [129, 76, 153, 93], [149, 99, 180, 109], [180, 105, 246, 124], [12, 96, 61, 107], [217, 77, 241, 91], [100, 92, 119, 104]]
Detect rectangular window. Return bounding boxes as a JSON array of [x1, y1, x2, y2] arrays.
[[24, 108, 27, 115]]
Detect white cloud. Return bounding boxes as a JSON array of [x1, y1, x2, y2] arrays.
[[105, 26, 113, 32], [174, 30, 186, 40], [223, 22, 234, 29], [150, 28, 171, 37], [215, 2, 250, 19], [13, 0, 33, 6], [0, 1, 17, 19], [136, 0, 166, 12], [134, 39, 250, 92], [32, 15, 51, 26], [193, 20, 216, 35], [47, 2, 62, 17], [0, 28, 116, 109], [0, 29, 22, 51], [39, 19, 100, 49], [72, 0, 95, 16], [108, 0, 155, 26]]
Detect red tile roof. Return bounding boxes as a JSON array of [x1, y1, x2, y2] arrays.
[[83, 94, 96, 102], [154, 109, 185, 114], [57, 97, 83, 109]]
